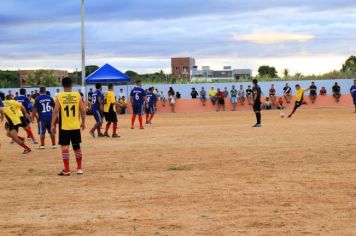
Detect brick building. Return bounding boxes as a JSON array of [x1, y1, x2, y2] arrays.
[[20, 70, 68, 87], [171, 57, 196, 79]]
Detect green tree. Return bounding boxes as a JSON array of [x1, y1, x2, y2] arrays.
[[0, 70, 20, 88], [342, 55, 356, 72], [282, 68, 289, 78], [85, 65, 99, 77], [258, 65, 278, 78], [27, 70, 58, 87], [125, 70, 140, 82]]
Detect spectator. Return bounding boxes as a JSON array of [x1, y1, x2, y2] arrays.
[[277, 97, 285, 110], [283, 83, 292, 104], [309, 82, 317, 103], [176, 92, 181, 99], [168, 90, 176, 113], [230, 85, 238, 111], [216, 88, 225, 112], [246, 85, 253, 105], [332, 82, 341, 102], [223, 87, 229, 98], [200, 87, 207, 106], [350, 79, 356, 113], [238, 85, 245, 106], [118, 96, 128, 114], [320, 87, 327, 95], [15, 92, 19, 98], [88, 88, 93, 102], [269, 84, 276, 106], [55, 88, 60, 97], [118, 88, 126, 99], [262, 97, 272, 110], [33, 90, 40, 99], [168, 87, 175, 97], [160, 90, 166, 107], [7, 90, 14, 99], [191, 88, 198, 99], [209, 87, 217, 105]]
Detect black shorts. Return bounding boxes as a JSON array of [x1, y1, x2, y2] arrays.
[[59, 129, 81, 146], [218, 99, 225, 105], [294, 101, 303, 110], [20, 116, 29, 127], [104, 111, 118, 123], [310, 92, 317, 96], [5, 115, 25, 132], [253, 102, 262, 112]]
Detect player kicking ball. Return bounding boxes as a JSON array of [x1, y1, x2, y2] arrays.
[[52, 77, 86, 176], [145, 87, 157, 124], [288, 84, 310, 118], [130, 80, 147, 129], [32, 87, 57, 149], [0, 92, 32, 154]]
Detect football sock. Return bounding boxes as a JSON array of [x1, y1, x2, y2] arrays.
[[62, 149, 70, 173], [25, 127, 35, 141], [113, 123, 117, 135], [105, 122, 111, 134], [50, 135, 56, 145], [74, 149, 82, 170], [138, 116, 143, 127], [131, 115, 136, 126], [149, 114, 154, 121], [40, 135, 45, 146]]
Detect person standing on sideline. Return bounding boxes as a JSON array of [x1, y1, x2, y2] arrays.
[[130, 80, 147, 129], [238, 85, 245, 106], [230, 85, 238, 111], [51, 77, 86, 176], [350, 80, 356, 113], [89, 83, 105, 138], [246, 85, 253, 105], [223, 87, 229, 98], [32, 87, 56, 149], [332, 82, 341, 102], [200, 87, 207, 106], [309, 82, 317, 103], [216, 88, 225, 112], [103, 83, 120, 138], [252, 79, 262, 127], [191, 88, 198, 99]]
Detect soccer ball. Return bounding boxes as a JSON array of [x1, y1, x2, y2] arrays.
[[280, 112, 285, 118]]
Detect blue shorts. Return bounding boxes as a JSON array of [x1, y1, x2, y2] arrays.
[[231, 97, 238, 104], [145, 106, 155, 115], [92, 110, 103, 124], [133, 105, 143, 115], [38, 119, 52, 135]]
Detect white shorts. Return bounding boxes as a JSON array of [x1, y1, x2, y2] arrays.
[[231, 97, 237, 104]]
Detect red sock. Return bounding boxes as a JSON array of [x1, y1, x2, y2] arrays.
[[149, 114, 154, 121], [18, 136, 25, 142], [74, 149, 82, 170], [62, 150, 70, 173], [51, 135, 56, 145], [16, 140, 30, 149], [113, 123, 117, 135], [131, 115, 136, 126], [25, 127, 35, 141], [40, 135, 45, 146], [138, 116, 143, 127], [105, 123, 111, 134], [97, 127, 102, 135]]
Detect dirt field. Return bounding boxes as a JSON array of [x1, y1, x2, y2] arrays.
[[1, 108, 356, 235]]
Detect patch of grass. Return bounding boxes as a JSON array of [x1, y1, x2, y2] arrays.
[[167, 166, 191, 171]]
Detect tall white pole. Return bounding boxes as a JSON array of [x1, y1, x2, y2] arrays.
[[81, 0, 86, 98]]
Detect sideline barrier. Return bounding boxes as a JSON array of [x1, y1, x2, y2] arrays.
[[126, 95, 353, 114]]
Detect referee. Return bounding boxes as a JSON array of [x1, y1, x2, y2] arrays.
[[252, 79, 262, 127]]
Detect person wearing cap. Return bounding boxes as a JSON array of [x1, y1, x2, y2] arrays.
[[191, 87, 198, 99]]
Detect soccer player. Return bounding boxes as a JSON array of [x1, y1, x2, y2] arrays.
[[288, 84, 310, 118], [103, 83, 120, 138], [89, 83, 105, 138], [0, 92, 32, 154], [15, 88, 37, 144], [350, 80, 356, 113], [130, 80, 147, 129], [51, 77, 86, 176], [230, 85, 238, 111], [252, 79, 262, 127], [145, 87, 157, 124], [33, 87, 56, 149]]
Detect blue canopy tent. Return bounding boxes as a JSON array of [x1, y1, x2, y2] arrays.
[[85, 63, 131, 84]]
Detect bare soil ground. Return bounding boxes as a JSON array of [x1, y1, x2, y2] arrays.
[[1, 108, 356, 235]]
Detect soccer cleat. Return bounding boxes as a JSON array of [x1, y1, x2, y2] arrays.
[[103, 133, 110, 138], [58, 170, 71, 176], [140, 126, 144, 130], [131, 126, 135, 129], [147, 121, 152, 124], [77, 169, 84, 175], [89, 130, 96, 138], [23, 149, 32, 154], [112, 134, 121, 138], [33, 139, 38, 144], [98, 133, 106, 138], [145, 121, 149, 124], [52, 145, 58, 149], [37, 145, 45, 150], [252, 124, 262, 128]]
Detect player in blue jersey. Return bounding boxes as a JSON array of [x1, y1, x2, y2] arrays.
[[130, 80, 147, 129], [145, 87, 157, 124], [14, 88, 37, 144], [33, 87, 56, 149], [350, 79, 356, 113], [89, 83, 105, 138]]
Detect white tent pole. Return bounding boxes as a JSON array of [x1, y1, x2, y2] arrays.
[[81, 0, 86, 99]]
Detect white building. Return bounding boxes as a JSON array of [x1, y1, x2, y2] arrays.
[[191, 65, 252, 81]]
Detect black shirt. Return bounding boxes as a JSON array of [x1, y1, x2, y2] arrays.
[[246, 88, 253, 97], [191, 91, 198, 99], [332, 85, 341, 94], [253, 85, 261, 103], [310, 85, 317, 95], [283, 86, 291, 94]]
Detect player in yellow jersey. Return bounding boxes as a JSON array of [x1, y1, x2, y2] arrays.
[[51, 77, 86, 176], [288, 84, 310, 118], [103, 83, 120, 138], [0, 92, 32, 154]]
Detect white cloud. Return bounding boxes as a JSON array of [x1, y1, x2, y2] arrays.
[[233, 32, 315, 44]]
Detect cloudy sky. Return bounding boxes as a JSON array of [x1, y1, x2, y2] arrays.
[[0, 0, 355, 75]]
